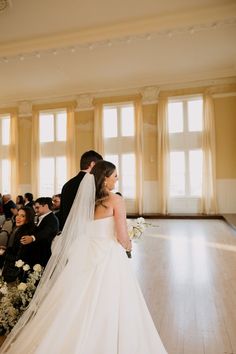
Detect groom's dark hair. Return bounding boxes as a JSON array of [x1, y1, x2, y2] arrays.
[[80, 150, 103, 170]]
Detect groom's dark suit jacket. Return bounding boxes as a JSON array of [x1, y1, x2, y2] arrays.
[[24, 212, 59, 267], [59, 171, 86, 230]]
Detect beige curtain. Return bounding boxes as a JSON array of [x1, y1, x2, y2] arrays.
[[66, 107, 76, 179], [31, 111, 40, 198], [201, 94, 218, 214], [134, 99, 143, 215], [94, 103, 104, 156], [157, 97, 169, 214], [9, 112, 19, 198]]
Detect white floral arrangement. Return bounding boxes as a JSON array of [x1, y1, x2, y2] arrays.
[[0, 261, 43, 334], [127, 217, 150, 240]]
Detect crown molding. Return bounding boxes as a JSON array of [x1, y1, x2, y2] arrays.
[[0, 3, 235, 57], [0, 77, 235, 109]]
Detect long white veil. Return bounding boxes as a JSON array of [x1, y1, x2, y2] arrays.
[[1, 173, 95, 352]]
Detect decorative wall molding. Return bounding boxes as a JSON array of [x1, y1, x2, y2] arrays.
[[0, 0, 11, 13], [18, 101, 32, 117], [0, 77, 235, 109], [140, 86, 160, 104], [75, 94, 94, 111]]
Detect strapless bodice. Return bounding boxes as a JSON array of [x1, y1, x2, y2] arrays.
[[90, 216, 116, 240]]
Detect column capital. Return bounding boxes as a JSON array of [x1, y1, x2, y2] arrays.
[[140, 86, 160, 105], [75, 94, 94, 111], [18, 101, 32, 117]]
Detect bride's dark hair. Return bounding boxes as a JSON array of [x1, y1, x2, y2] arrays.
[[90, 160, 116, 207]]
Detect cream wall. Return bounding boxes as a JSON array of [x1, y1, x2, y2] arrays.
[[214, 95, 236, 213], [6, 84, 236, 213]]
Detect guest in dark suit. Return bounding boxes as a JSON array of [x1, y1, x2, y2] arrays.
[[20, 197, 59, 267], [59, 150, 103, 229], [24, 192, 35, 210]]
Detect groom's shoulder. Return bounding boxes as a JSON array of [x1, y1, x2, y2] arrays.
[[62, 171, 86, 191]]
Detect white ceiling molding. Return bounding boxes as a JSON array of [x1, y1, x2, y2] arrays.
[[0, 3, 235, 59], [0, 77, 235, 109]]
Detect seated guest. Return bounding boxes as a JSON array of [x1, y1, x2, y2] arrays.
[[19, 197, 59, 267], [2, 194, 18, 220], [24, 192, 34, 210], [1, 207, 35, 282], [16, 195, 24, 209], [52, 193, 61, 218]]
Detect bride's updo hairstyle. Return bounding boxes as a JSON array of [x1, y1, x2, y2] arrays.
[[90, 160, 116, 208]]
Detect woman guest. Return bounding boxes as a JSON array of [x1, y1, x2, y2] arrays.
[[1, 207, 35, 282], [15, 195, 24, 210]]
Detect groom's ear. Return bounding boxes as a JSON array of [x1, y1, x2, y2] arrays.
[[88, 161, 96, 171]]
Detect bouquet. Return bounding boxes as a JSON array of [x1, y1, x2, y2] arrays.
[[126, 217, 150, 258], [0, 261, 43, 334]]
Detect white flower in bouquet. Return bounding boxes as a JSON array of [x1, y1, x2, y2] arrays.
[[127, 217, 149, 240], [15, 260, 25, 268], [23, 264, 30, 271], [33, 264, 42, 272], [0, 284, 8, 295], [17, 282, 27, 291]]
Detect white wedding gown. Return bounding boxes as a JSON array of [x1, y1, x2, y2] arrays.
[[3, 216, 167, 354]]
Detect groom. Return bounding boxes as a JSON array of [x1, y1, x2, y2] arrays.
[[59, 150, 103, 230]]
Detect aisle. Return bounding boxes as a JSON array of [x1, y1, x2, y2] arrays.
[[131, 219, 236, 354]]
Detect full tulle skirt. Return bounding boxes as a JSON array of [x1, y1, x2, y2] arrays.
[[4, 217, 167, 354]]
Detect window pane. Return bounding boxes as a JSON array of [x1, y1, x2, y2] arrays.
[[188, 100, 203, 132], [56, 112, 67, 141], [168, 102, 183, 133], [189, 150, 203, 196], [1, 159, 10, 193], [121, 106, 135, 136], [104, 154, 119, 192], [39, 114, 54, 142], [122, 154, 136, 198], [2, 118, 10, 145], [103, 108, 117, 138], [39, 158, 54, 196], [56, 157, 67, 193], [170, 151, 185, 196]]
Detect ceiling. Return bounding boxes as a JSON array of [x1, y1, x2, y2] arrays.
[[0, 0, 236, 105]]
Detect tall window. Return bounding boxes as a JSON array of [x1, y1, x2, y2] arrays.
[[39, 110, 67, 197], [102, 103, 136, 202], [168, 97, 203, 212], [0, 114, 11, 193]]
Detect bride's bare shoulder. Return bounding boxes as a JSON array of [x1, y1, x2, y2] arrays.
[[109, 192, 124, 206]]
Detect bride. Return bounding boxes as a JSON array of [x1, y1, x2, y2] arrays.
[[1, 160, 167, 354]]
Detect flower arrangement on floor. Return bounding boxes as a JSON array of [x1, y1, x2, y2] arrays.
[[0, 261, 43, 334]]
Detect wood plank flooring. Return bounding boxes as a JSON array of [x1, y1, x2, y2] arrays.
[[131, 219, 236, 354]]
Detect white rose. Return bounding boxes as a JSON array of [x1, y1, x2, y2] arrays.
[[33, 264, 42, 272], [23, 264, 30, 271], [15, 260, 25, 268], [17, 282, 27, 291], [0, 285, 8, 295], [136, 217, 145, 224]]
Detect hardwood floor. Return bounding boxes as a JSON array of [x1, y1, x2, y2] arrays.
[[1, 219, 235, 353], [131, 219, 236, 354]]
